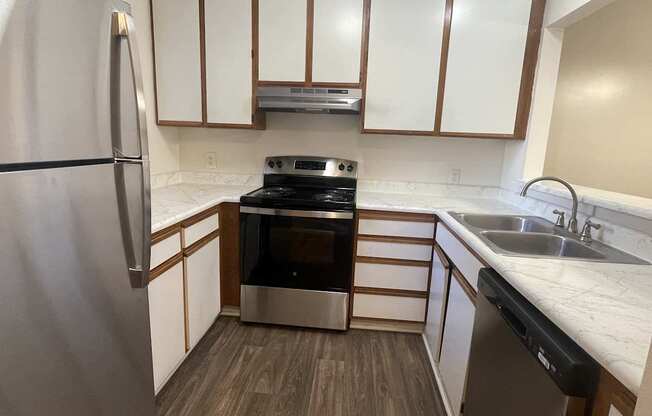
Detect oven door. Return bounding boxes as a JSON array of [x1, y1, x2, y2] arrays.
[[240, 207, 354, 292]]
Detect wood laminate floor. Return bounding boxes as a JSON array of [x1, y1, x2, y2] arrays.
[[156, 317, 446, 416]]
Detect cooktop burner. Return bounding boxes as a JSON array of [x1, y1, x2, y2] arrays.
[[252, 186, 296, 198]]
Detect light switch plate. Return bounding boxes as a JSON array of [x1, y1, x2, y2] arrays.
[[205, 152, 217, 169], [449, 168, 462, 184]]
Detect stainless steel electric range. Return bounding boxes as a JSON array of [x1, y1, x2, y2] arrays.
[[239, 156, 358, 330]]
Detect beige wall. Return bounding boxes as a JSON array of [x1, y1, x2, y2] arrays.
[[543, 0, 652, 198], [132, 0, 180, 175], [179, 113, 507, 186]]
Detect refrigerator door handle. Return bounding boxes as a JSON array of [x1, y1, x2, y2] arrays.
[[112, 11, 152, 288], [112, 11, 149, 161], [115, 159, 151, 288]]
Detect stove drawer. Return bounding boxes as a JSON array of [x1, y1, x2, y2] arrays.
[[356, 238, 432, 261]]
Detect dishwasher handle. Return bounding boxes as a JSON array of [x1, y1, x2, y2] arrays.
[[497, 303, 527, 340]]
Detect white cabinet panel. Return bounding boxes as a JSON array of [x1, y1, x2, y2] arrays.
[[435, 225, 483, 291], [357, 240, 432, 261], [205, 0, 253, 124], [440, 0, 532, 134], [186, 237, 221, 349], [183, 213, 219, 248], [355, 262, 430, 291], [364, 0, 445, 131], [148, 263, 185, 393], [424, 247, 450, 362], [439, 275, 476, 416], [312, 0, 363, 84], [608, 406, 624, 416], [150, 232, 181, 270], [353, 293, 426, 322], [258, 0, 307, 82], [358, 219, 435, 239], [152, 0, 202, 122]]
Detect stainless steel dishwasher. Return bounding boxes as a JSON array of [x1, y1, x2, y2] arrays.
[[464, 269, 599, 416]]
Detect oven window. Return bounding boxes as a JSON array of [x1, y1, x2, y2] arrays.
[[241, 213, 354, 292]]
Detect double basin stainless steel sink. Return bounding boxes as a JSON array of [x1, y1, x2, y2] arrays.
[[449, 213, 649, 265]]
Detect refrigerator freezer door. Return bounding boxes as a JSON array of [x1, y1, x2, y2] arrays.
[[0, 163, 155, 416], [0, 0, 140, 165]]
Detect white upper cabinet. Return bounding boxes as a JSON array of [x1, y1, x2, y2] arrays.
[[151, 0, 202, 122], [439, 0, 533, 136], [258, 0, 308, 82], [363, 0, 445, 132], [312, 0, 364, 84], [205, 0, 253, 125]]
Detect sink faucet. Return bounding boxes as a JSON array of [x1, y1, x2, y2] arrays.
[[520, 176, 579, 234]]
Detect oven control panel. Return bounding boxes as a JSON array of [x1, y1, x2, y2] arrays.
[[264, 156, 358, 179]]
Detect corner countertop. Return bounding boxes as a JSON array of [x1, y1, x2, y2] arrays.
[[151, 183, 652, 394]]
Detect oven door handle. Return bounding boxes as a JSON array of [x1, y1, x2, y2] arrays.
[[240, 206, 354, 220]]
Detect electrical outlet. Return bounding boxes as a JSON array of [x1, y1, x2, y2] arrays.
[[449, 168, 462, 184], [205, 152, 217, 170]]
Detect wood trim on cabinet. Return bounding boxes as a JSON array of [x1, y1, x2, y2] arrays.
[[180, 205, 220, 228], [252, 0, 262, 127], [204, 122, 258, 129], [350, 316, 426, 325], [183, 229, 220, 257], [218, 202, 241, 307], [438, 221, 490, 267], [157, 120, 204, 127], [256, 80, 307, 87], [433, 0, 453, 136], [434, 0, 545, 140], [149, 0, 161, 125], [149, 252, 183, 282], [357, 234, 434, 246], [452, 267, 477, 305], [432, 243, 451, 270], [182, 257, 190, 352], [356, 256, 431, 268], [513, 0, 546, 139], [358, 209, 436, 223], [592, 368, 637, 416], [199, 0, 207, 124], [358, 0, 371, 132], [310, 82, 361, 89], [361, 128, 436, 137], [304, 0, 314, 85], [152, 223, 182, 245], [354, 286, 428, 299]]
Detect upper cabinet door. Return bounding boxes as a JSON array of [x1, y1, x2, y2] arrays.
[[363, 0, 446, 132], [437, 0, 544, 139], [312, 0, 365, 85], [152, 0, 203, 123], [205, 0, 254, 125], [258, 0, 308, 82]]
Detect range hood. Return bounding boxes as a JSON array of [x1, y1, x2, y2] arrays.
[[257, 86, 362, 114]]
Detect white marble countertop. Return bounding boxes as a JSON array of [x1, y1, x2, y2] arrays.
[[151, 183, 652, 394], [151, 183, 259, 232]]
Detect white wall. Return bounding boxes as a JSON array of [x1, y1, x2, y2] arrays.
[[132, 0, 180, 175], [179, 113, 507, 186]]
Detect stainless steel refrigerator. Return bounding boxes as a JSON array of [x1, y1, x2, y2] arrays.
[[0, 1, 155, 414]]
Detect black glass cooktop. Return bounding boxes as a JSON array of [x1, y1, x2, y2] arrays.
[[241, 186, 356, 211]]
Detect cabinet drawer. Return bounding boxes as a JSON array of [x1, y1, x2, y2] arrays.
[[355, 261, 429, 291], [436, 225, 484, 291], [183, 213, 219, 248], [353, 293, 426, 322], [357, 239, 432, 261], [358, 219, 435, 239], [151, 232, 181, 270]]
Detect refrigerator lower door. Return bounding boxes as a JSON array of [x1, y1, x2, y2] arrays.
[[0, 163, 155, 416]]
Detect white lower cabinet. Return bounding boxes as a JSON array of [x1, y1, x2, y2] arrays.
[[185, 237, 221, 350], [424, 246, 451, 361], [148, 262, 186, 393], [438, 271, 476, 416]]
